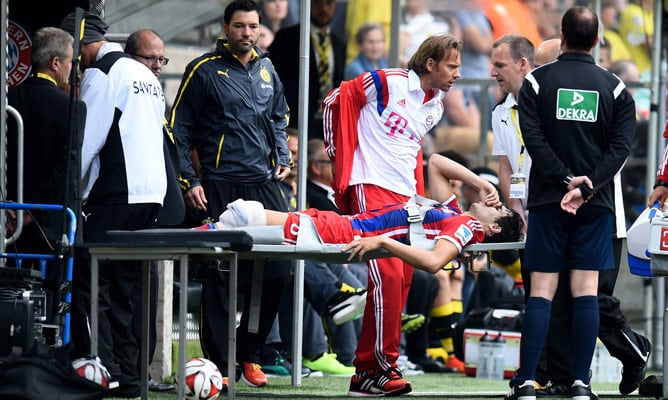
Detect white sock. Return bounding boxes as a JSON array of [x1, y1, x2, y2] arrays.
[[218, 199, 266, 228]]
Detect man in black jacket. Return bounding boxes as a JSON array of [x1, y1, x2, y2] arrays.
[[6, 26, 86, 342], [170, 0, 292, 389], [506, 7, 636, 400], [269, 0, 346, 139]]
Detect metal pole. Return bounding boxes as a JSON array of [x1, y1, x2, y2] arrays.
[[648, 0, 664, 371], [1, 0, 8, 263], [478, 85, 490, 167], [389, 0, 400, 67], [645, 278, 654, 357], [647, 0, 663, 223], [656, 278, 665, 370], [592, 0, 600, 64], [4, 106, 22, 245], [291, 0, 311, 386]]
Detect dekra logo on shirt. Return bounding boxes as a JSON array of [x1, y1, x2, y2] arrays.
[[556, 88, 598, 122]]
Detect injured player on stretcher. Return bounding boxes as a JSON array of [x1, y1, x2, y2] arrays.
[[195, 153, 524, 274]]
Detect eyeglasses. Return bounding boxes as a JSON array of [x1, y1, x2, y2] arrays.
[[314, 160, 332, 164], [131, 54, 169, 65]]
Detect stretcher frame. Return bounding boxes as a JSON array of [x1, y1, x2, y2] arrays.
[[86, 227, 524, 400]]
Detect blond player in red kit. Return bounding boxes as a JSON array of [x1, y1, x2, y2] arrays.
[[323, 34, 463, 397]]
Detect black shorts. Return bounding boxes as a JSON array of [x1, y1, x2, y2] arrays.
[[524, 204, 614, 272]]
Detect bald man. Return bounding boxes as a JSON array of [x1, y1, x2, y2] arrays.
[[534, 38, 561, 67], [506, 34, 650, 398], [490, 34, 571, 395], [507, 7, 648, 399], [536, 41, 651, 396], [535, 37, 651, 398]]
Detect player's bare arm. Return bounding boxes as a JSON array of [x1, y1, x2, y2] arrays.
[[428, 153, 500, 207], [344, 236, 459, 274]]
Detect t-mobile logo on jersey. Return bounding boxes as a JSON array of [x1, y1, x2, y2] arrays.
[[384, 111, 420, 144], [384, 111, 408, 138]]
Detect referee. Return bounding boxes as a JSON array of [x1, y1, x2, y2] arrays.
[[506, 6, 636, 400]]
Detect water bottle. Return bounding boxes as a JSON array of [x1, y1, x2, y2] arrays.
[[476, 331, 494, 379], [491, 332, 506, 380]]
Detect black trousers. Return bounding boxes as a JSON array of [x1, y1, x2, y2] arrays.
[[525, 238, 651, 384], [198, 180, 292, 369], [71, 202, 160, 392], [404, 269, 439, 357], [130, 261, 158, 371]]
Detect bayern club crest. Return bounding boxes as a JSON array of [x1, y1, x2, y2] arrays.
[[8, 20, 32, 87], [425, 114, 434, 128]]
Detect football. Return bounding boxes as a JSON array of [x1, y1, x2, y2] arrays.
[[176, 357, 224, 400], [72, 356, 111, 388]]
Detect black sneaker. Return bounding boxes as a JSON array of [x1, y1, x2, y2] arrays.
[[620, 333, 651, 395], [147, 378, 175, 392], [535, 381, 571, 396], [619, 362, 647, 395], [348, 371, 383, 397], [328, 289, 366, 325], [505, 380, 536, 400], [408, 354, 457, 373], [109, 384, 141, 399], [639, 374, 663, 397], [572, 380, 598, 400]]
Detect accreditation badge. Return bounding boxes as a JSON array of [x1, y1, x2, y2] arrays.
[[509, 172, 527, 199]]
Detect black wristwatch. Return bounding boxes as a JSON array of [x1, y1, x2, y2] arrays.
[[578, 183, 595, 202], [654, 179, 668, 190]]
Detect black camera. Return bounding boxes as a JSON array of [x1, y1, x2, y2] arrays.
[[0, 268, 57, 356]]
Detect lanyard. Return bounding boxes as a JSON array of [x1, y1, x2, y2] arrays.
[[510, 106, 525, 169]]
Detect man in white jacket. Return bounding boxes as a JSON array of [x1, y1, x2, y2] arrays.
[[61, 11, 166, 398]]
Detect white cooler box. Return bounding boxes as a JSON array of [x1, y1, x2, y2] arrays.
[[627, 205, 664, 276], [590, 339, 623, 383], [648, 216, 668, 276], [462, 330, 621, 382]]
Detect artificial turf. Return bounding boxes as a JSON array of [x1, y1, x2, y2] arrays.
[[112, 365, 662, 399]]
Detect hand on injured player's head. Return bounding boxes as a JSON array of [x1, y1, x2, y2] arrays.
[[479, 182, 501, 209]]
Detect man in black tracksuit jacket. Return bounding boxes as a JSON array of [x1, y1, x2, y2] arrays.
[[169, 0, 292, 388], [507, 6, 637, 400]]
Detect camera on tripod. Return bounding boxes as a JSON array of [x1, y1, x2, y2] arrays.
[[0, 267, 59, 356]]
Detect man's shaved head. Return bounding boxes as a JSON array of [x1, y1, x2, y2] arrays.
[[534, 38, 561, 67]]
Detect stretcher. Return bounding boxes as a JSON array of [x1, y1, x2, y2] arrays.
[[86, 224, 525, 400]]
